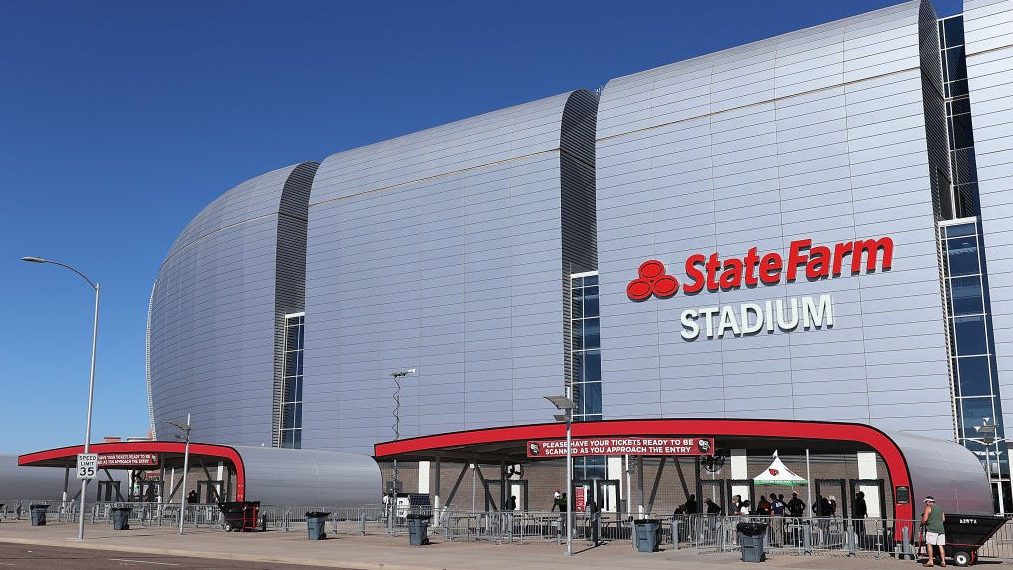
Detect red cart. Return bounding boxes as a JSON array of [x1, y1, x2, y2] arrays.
[[218, 501, 261, 532]]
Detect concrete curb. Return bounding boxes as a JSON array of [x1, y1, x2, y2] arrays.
[[0, 536, 446, 570]]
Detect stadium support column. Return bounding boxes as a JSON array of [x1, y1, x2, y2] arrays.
[[434, 457, 441, 510], [637, 456, 645, 518]]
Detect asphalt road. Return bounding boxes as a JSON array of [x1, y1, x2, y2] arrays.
[[0, 542, 348, 569]]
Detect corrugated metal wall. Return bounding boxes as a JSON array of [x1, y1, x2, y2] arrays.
[[301, 92, 599, 453], [147, 162, 316, 445], [594, 0, 954, 439]]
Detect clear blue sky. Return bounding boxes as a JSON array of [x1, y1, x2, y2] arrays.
[[0, 0, 961, 453]]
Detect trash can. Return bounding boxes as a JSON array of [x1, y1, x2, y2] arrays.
[[29, 504, 48, 527], [633, 518, 662, 552], [111, 507, 132, 530], [305, 511, 330, 540], [737, 522, 768, 563], [407, 513, 431, 546]]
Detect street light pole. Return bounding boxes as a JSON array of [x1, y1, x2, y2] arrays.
[[170, 415, 192, 535], [21, 256, 99, 541], [545, 395, 576, 557], [389, 368, 416, 534], [974, 418, 1005, 514]]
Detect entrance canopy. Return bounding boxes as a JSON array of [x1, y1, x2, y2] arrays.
[[20, 441, 380, 507], [375, 418, 993, 520]]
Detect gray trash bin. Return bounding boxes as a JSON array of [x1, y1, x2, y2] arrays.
[[111, 507, 132, 530], [305, 511, 330, 540], [633, 518, 661, 552], [407, 514, 431, 546], [29, 504, 48, 527], [737, 522, 768, 563]]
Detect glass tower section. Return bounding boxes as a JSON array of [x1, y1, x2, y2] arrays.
[[571, 273, 604, 480], [279, 313, 305, 448], [937, 15, 1008, 512]]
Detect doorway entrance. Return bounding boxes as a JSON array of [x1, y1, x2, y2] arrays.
[[816, 478, 848, 518], [95, 480, 122, 502]]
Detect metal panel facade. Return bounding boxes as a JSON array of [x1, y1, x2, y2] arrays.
[[965, 0, 1013, 432], [595, 0, 954, 440], [301, 92, 598, 453], [147, 163, 316, 445]]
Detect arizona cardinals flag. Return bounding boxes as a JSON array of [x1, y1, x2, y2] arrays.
[[753, 451, 807, 486]]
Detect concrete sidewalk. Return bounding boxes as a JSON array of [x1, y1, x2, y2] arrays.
[[0, 520, 918, 569]]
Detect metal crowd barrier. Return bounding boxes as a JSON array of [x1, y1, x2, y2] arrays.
[[8, 498, 1013, 564]]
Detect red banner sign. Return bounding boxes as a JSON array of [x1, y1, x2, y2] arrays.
[[526, 437, 713, 458], [98, 453, 159, 467]]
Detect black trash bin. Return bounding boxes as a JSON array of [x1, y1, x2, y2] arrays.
[[407, 513, 431, 546], [29, 504, 48, 527], [111, 507, 132, 530], [305, 511, 330, 540], [633, 519, 662, 552], [737, 522, 768, 563]]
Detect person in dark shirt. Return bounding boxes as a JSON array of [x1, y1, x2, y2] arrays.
[[853, 491, 868, 545], [684, 494, 698, 514], [787, 492, 806, 517], [705, 498, 722, 514]]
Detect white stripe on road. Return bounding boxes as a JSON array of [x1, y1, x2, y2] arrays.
[[108, 559, 180, 566]]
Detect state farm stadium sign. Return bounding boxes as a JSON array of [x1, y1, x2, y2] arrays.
[[626, 237, 893, 341]]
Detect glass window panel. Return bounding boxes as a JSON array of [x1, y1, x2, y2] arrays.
[[943, 17, 965, 48], [584, 290, 600, 318], [950, 115, 975, 150], [292, 430, 301, 449], [957, 356, 992, 397], [285, 351, 299, 377], [583, 318, 600, 349], [945, 223, 977, 239], [572, 382, 584, 412], [283, 402, 302, 429], [571, 293, 583, 320], [945, 237, 980, 276], [954, 314, 988, 355], [947, 78, 969, 98], [960, 397, 996, 439], [952, 148, 978, 185], [295, 378, 303, 402], [571, 320, 584, 351], [949, 97, 971, 117], [283, 377, 299, 402], [945, 46, 967, 82], [583, 382, 602, 415], [950, 276, 984, 315], [582, 350, 601, 382], [584, 275, 598, 286]]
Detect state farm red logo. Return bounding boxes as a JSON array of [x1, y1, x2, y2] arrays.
[[627, 260, 679, 301], [628, 236, 893, 301]]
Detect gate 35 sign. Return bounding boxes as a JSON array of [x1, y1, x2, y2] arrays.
[[526, 437, 714, 458]]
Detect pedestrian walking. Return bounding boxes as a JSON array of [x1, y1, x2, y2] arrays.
[[922, 496, 946, 567]]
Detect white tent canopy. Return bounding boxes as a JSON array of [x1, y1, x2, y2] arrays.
[[753, 451, 807, 486]]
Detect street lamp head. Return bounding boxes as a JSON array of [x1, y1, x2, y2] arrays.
[[391, 368, 417, 378], [21, 256, 47, 263], [544, 395, 576, 411]]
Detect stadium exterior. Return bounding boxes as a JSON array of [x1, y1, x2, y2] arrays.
[[143, 0, 1013, 515]]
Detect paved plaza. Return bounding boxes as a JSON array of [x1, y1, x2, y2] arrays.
[[0, 520, 925, 569]]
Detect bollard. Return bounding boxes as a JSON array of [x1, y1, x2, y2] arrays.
[[846, 520, 856, 556], [902, 525, 912, 560], [672, 518, 679, 550], [803, 521, 813, 555]]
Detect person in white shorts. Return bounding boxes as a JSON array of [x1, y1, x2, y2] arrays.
[[922, 496, 946, 567]]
